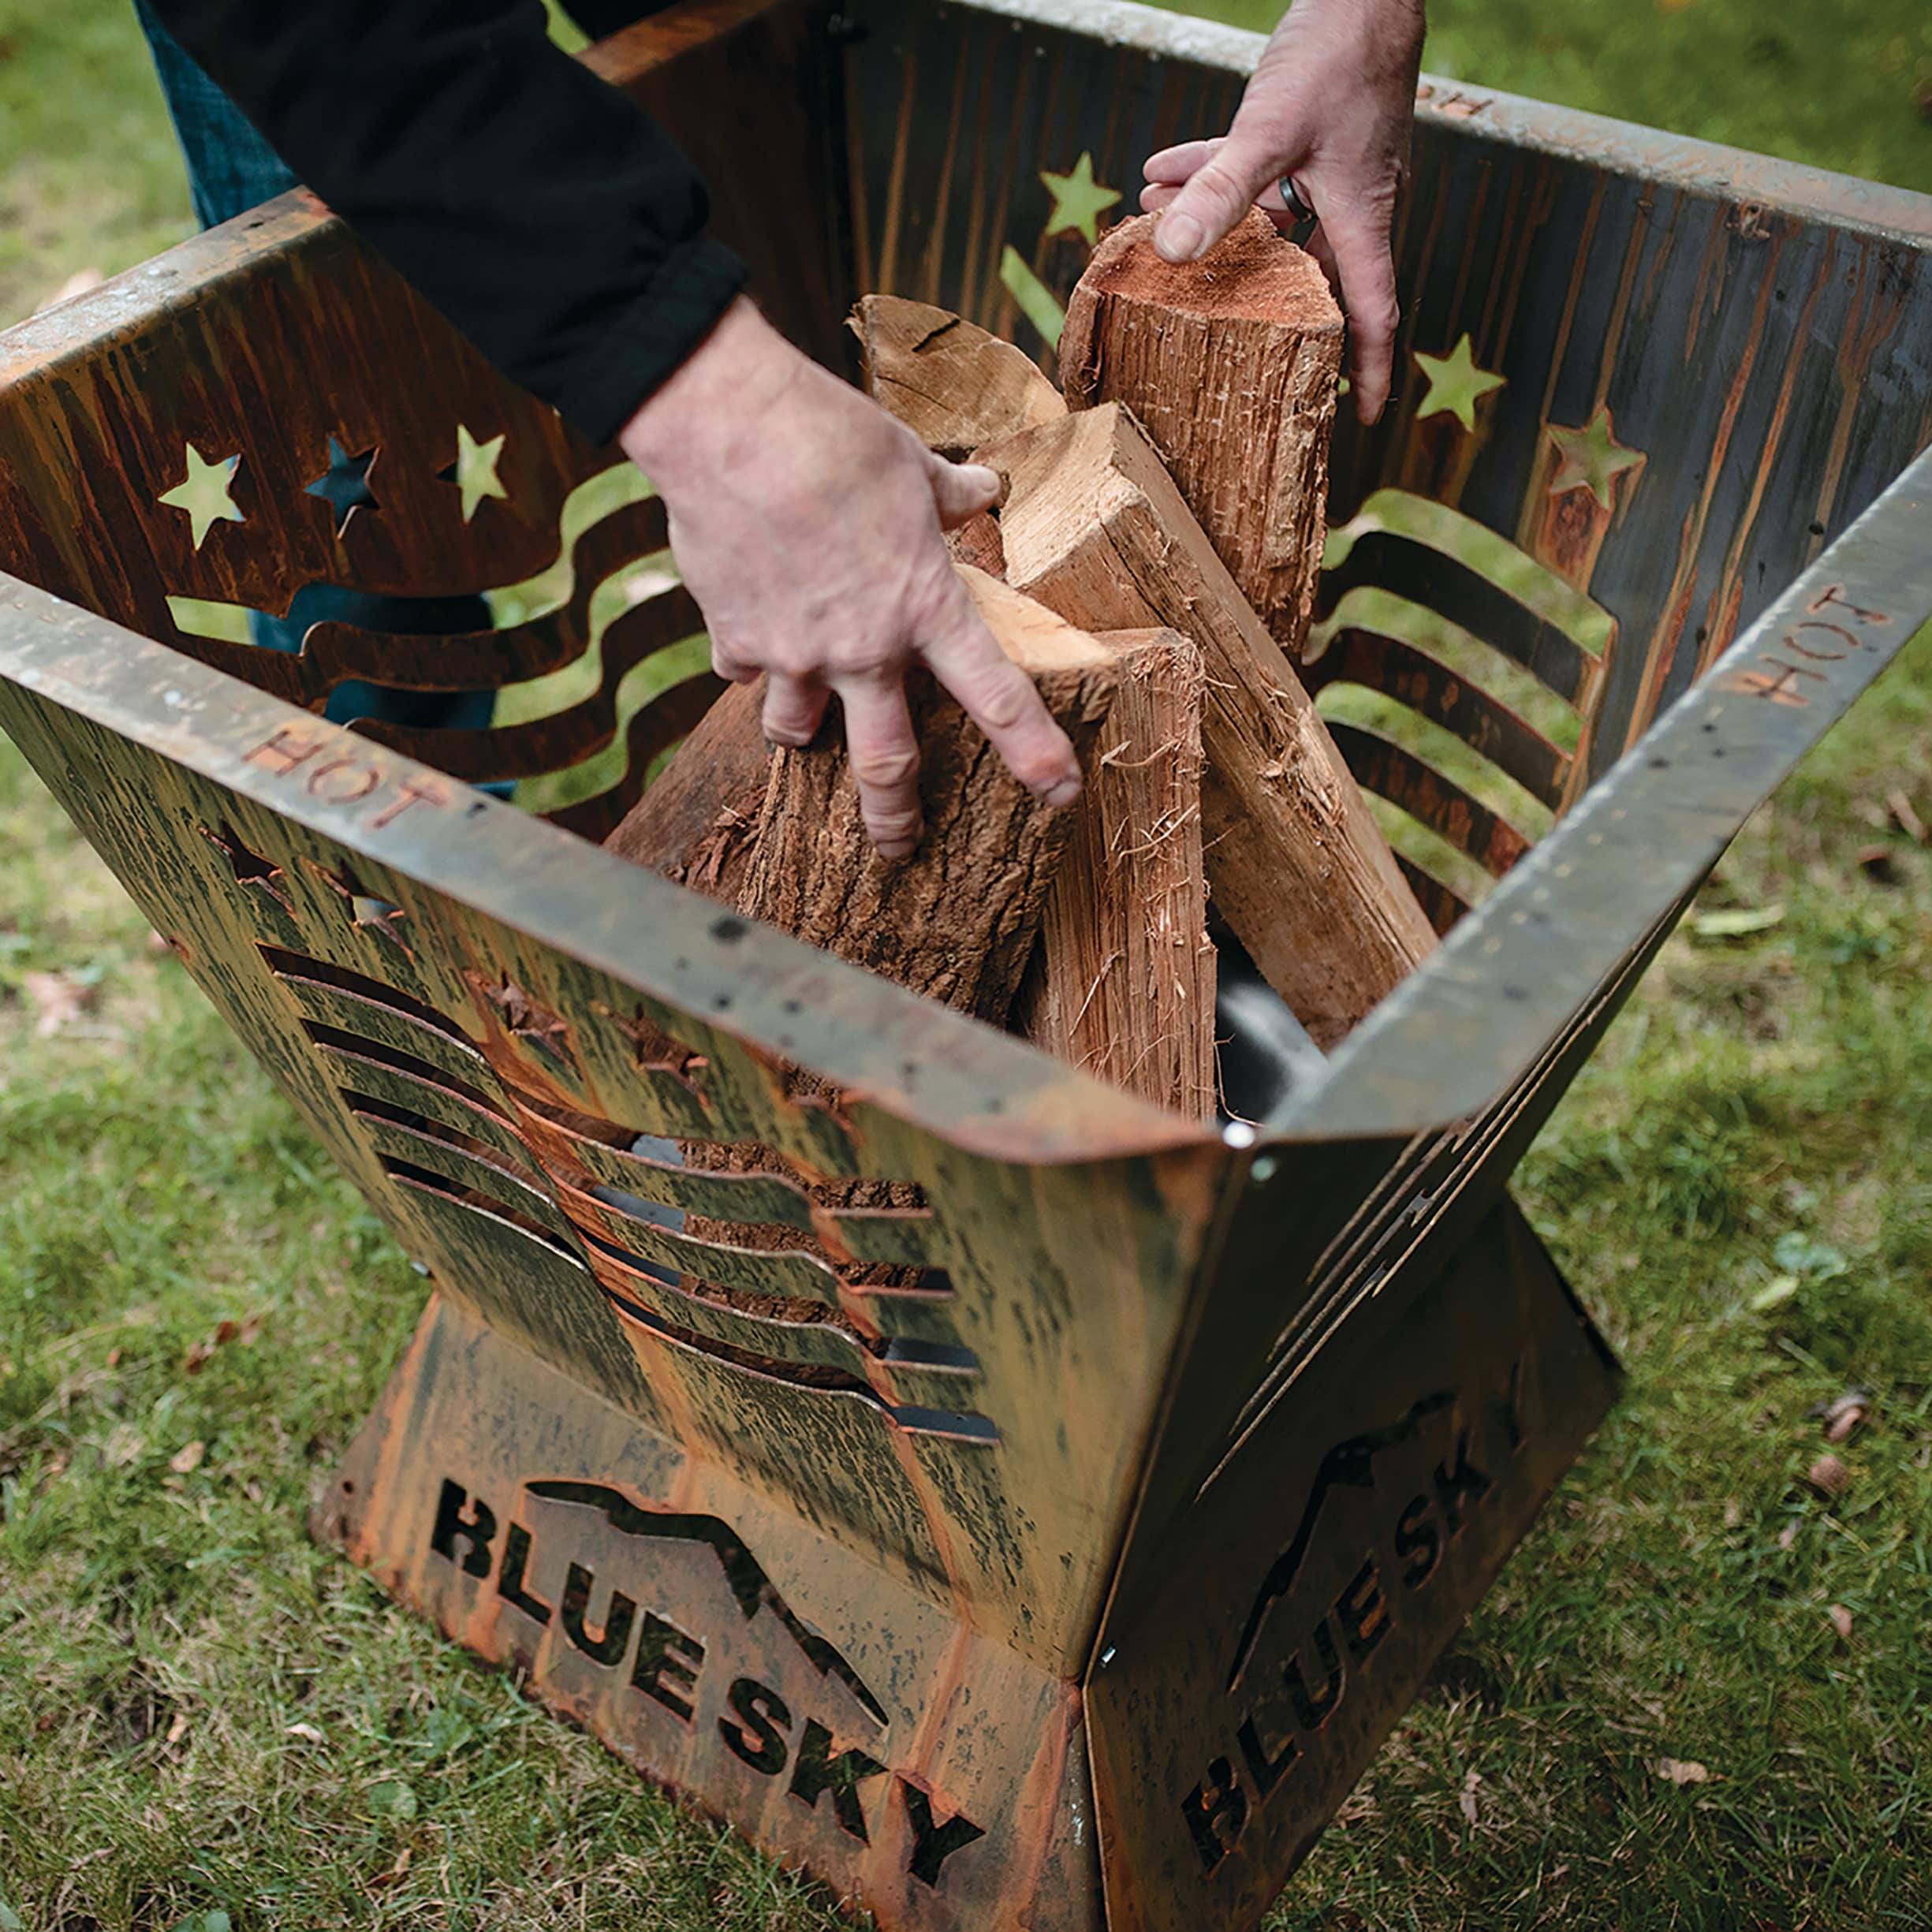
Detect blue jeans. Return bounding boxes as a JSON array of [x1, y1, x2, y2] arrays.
[[133, 0, 497, 738]]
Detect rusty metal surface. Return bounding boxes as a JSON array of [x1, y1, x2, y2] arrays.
[[5, 2, 1932, 1927], [1285, 446, 1932, 1141], [324, 1290, 1104, 1932], [1085, 1198, 1618, 1932], [0, 587, 1230, 1692], [849, 0, 1931, 919]]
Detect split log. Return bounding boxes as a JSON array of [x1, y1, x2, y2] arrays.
[[1018, 627, 1216, 1119], [737, 565, 1119, 1026], [979, 401, 1435, 1048], [854, 294, 1066, 460], [679, 572, 1123, 1296], [602, 676, 769, 906], [1061, 210, 1344, 660]]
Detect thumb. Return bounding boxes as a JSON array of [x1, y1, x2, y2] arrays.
[[1154, 128, 1278, 263], [926, 454, 1001, 530]]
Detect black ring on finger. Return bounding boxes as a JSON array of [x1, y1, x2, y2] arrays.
[[1278, 175, 1316, 223]]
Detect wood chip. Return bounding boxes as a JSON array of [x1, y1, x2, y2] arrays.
[[168, 1439, 206, 1475]]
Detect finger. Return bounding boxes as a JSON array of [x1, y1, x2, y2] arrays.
[[834, 673, 925, 857], [1307, 222, 1341, 296], [926, 454, 1001, 530], [762, 671, 830, 748], [1316, 203, 1401, 425], [1154, 125, 1294, 264], [1144, 177, 1299, 234], [711, 638, 758, 683], [1142, 136, 1222, 186], [916, 581, 1081, 804]]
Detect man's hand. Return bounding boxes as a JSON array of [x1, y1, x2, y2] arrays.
[[621, 299, 1083, 857], [1139, 0, 1425, 425]]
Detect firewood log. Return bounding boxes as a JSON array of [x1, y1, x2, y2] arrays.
[[853, 294, 1066, 461], [1016, 628, 1216, 1117], [1060, 209, 1345, 661], [978, 402, 1434, 1048]]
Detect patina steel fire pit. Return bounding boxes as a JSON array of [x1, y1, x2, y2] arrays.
[[2, 3, 1928, 1928]]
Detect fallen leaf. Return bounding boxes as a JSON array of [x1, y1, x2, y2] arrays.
[[1750, 1274, 1800, 1312], [1826, 1603, 1853, 1641], [1777, 1523, 1800, 1550], [1806, 1453, 1851, 1500], [1691, 904, 1785, 941], [21, 968, 98, 1037], [1889, 789, 1928, 845], [1856, 844, 1898, 885], [169, 1439, 206, 1475], [285, 1721, 326, 1744], [1459, 1768, 1482, 1826], [368, 1778, 418, 1822], [1826, 1404, 1866, 1444], [1651, 1757, 1711, 1785], [184, 1318, 248, 1374], [166, 1710, 190, 1747]]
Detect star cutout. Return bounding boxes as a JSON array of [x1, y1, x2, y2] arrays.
[[440, 424, 507, 524], [1547, 405, 1646, 510], [200, 819, 293, 914], [304, 436, 379, 538], [1412, 334, 1506, 433], [603, 1004, 708, 1092], [305, 856, 412, 954], [484, 975, 574, 1066], [1041, 151, 1121, 246], [159, 444, 244, 550]]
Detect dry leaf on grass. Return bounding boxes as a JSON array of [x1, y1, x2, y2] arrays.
[[1459, 1768, 1483, 1826], [168, 1440, 206, 1475], [1827, 1603, 1854, 1641], [1889, 789, 1928, 845], [21, 969, 99, 1037], [1650, 1757, 1713, 1786], [285, 1722, 326, 1745], [1807, 1453, 1852, 1501], [1691, 904, 1785, 942]]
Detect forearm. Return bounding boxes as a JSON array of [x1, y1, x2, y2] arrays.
[[145, 0, 747, 442]]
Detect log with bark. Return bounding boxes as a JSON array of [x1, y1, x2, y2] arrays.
[[602, 676, 770, 906], [978, 401, 1435, 1048], [736, 565, 1120, 1025], [1060, 209, 1344, 661]]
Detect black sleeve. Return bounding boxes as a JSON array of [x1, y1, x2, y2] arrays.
[[145, 0, 749, 446]]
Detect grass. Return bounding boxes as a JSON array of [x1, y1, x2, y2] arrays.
[[2, 2, 1930, 1929]]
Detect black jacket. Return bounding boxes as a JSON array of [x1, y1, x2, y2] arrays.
[[146, 0, 748, 446]]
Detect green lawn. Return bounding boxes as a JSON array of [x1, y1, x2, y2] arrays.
[[2, 3, 1930, 1930]]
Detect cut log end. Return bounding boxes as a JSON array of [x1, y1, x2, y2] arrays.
[[1068, 210, 1342, 344], [854, 293, 1067, 460]]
